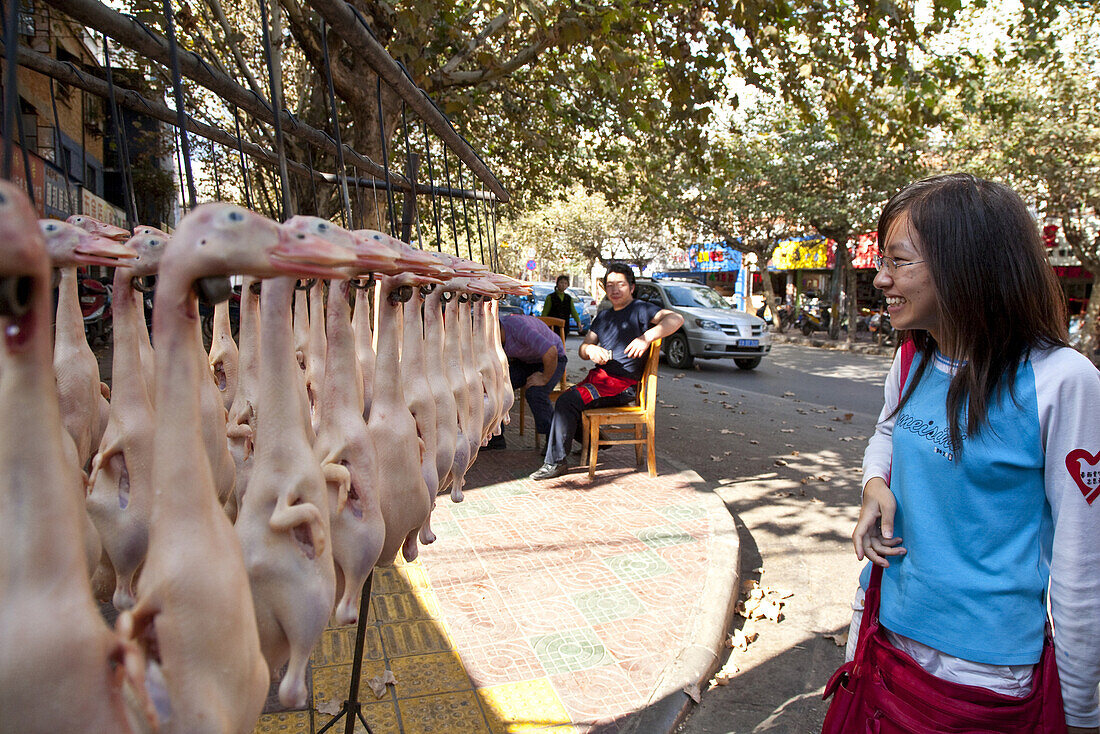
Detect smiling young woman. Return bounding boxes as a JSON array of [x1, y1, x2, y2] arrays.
[[831, 174, 1100, 734]]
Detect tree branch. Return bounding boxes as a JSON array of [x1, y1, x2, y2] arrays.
[[438, 11, 512, 77], [201, 0, 267, 100]]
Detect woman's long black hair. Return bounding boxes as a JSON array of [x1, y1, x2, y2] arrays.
[[881, 173, 1068, 450]]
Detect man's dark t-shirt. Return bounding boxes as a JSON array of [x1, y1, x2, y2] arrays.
[[589, 298, 661, 380]]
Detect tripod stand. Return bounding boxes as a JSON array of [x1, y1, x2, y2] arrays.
[[316, 572, 375, 734]]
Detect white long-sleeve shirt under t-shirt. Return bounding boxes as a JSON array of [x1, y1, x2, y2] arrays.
[[860, 345, 1100, 728]]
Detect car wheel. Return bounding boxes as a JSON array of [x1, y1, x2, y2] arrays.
[[801, 321, 814, 337], [665, 332, 694, 369], [734, 357, 761, 370]]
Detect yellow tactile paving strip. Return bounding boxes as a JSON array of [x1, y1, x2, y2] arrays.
[[253, 557, 576, 734]]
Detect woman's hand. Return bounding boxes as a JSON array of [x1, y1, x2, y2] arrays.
[[853, 477, 906, 568]]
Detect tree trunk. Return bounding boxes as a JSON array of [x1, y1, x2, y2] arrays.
[[757, 261, 784, 332], [827, 235, 852, 340], [845, 261, 859, 345], [1079, 269, 1100, 365]]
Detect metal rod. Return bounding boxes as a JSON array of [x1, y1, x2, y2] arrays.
[[376, 76, 397, 236], [232, 104, 253, 210], [422, 120, 442, 250], [2, 0, 19, 179], [211, 140, 221, 201], [102, 37, 136, 224], [2, 42, 502, 205], [458, 165, 473, 260], [258, 0, 291, 220], [48, 77, 76, 215], [161, 0, 196, 210], [41, 0, 408, 188], [473, 177, 486, 265], [321, 19, 352, 228], [442, 149, 459, 255], [308, 0, 509, 203]]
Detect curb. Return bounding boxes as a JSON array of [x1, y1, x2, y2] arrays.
[[619, 456, 742, 734]]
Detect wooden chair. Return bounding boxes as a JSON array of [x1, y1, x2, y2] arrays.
[[518, 316, 569, 436], [579, 338, 662, 479]]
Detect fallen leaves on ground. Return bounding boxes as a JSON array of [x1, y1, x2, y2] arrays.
[[710, 455, 723, 462], [718, 390, 730, 396], [833, 413, 854, 423], [774, 459, 789, 466], [316, 699, 342, 715], [366, 669, 398, 699], [736, 580, 788, 622], [749, 439, 759, 445], [684, 682, 702, 703], [727, 628, 759, 651], [780, 428, 795, 433], [674, 373, 685, 379], [783, 391, 795, 397], [824, 631, 849, 647]]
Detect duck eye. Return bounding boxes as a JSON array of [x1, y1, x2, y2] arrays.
[[228, 211, 244, 222]]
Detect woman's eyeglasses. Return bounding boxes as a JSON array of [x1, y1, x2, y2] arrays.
[[875, 255, 925, 273]]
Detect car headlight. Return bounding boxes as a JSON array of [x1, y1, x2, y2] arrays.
[[694, 318, 722, 331]]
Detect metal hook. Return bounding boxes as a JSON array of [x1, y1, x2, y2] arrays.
[[131, 275, 157, 293], [388, 284, 413, 304], [296, 278, 316, 291]]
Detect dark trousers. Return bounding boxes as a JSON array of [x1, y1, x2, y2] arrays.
[[509, 357, 567, 436], [544, 385, 634, 465]]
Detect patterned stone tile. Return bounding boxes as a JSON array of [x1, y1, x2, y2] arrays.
[[530, 628, 614, 675], [591, 614, 676, 664], [310, 661, 387, 708], [312, 702, 401, 734], [388, 651, 474, 698], [482, 482, 533, 499], [601, 549, 675, 583], [508, 595, 588, 637], [397, 689, 494, 734], [371, 590, 440, 623], [495, 567, 562, 605], [478, 678, 573, 733], [310, 625, 384, 667], [617, 652, 676, 696], [549, 663, 641, 722], [545, 557, 622, 593], [625, 574, 697, 614], [634, 525, 695, 549], [449, 497, 503, 519], [654, 503, 708, 522], [379, 619, 454, 658], [458, 637, 549, 687], [426, 517, 463, 541], [570, 586, 646, 626], [254, 710, 310, 733]]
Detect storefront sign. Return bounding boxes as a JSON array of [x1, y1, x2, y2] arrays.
[[772, 236, 829, 270], [44, 164, 77, 219], [687, 241, 742, 272], [7, 147, 46, 217], [81, 188, 127, 229]]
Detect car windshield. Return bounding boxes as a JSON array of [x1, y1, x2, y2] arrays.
[[531, 284, 554, 298], [567, 288, 592, 299], [662, 284, 730, 310]]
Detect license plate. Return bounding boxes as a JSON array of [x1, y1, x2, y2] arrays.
[[736, 339, 758, 347]]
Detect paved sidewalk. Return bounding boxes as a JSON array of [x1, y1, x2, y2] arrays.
[[254, 437, 739, 734]]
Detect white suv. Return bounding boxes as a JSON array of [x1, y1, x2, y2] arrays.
[[600, 278, 772, 369]]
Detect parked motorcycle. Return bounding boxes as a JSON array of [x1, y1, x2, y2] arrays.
[[797, 296, 831, 336], [869, 309, 896, 347], [757, 302, 795, 331], [78, 270, 113, 346]]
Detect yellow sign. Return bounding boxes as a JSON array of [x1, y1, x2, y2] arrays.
[[772, 236, 829, 270]]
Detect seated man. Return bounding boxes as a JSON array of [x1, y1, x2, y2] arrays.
[[488, 313, 567, 450], [530, 264, 683, 480]]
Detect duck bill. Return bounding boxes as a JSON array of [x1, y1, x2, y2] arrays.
[[465, 278, 502, 297], [272, 227, 357, 278], [74, 235, 139, 267]]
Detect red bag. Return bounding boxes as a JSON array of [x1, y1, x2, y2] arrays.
[[822, 339, 1067, 733], [820, 565, 1066, 733]]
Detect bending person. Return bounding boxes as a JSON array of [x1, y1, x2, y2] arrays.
[[488, 313, 566, 451], [530, 264, 682, 480]]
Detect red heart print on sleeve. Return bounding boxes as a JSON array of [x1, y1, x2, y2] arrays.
[[1066, 449, 1100, 505]]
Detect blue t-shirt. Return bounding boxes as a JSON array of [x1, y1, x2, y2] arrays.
[[589, 298, 660, 379]]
